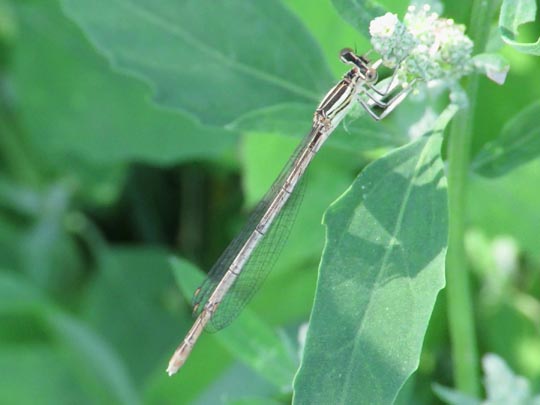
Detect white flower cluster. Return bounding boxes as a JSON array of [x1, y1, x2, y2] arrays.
[[369, 4, 474, 83], [369, 13, 416, 68]]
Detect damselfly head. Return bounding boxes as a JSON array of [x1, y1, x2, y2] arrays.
[[339, 48, 371, 68], [339, 48, 356, 64], [339, 48, 378, 81]]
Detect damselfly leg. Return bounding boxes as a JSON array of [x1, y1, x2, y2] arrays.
[[360, 81, 415, 121], [339, 48, 415, 121]]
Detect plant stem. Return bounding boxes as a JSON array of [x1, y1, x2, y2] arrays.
[[446, 0, 499, 396]]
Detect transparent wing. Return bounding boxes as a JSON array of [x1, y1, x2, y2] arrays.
[[192, 128, 316, 332]]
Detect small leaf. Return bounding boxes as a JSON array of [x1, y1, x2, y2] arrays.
[[170, 257, 297, 390], [472, 53, 510, 85], [293, 106, 455, 404], [432, 383, 481, 405], [331, 0, 387, 38], [473, 101, 540, 177], [60, 0, 333, 126], [499, 0, 540, 55]]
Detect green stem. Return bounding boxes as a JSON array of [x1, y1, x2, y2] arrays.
[[446, 0, 499, 396]]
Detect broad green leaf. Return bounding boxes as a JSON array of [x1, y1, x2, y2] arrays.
[[0, 180, 90, 294], [241, 132, 356, 271], [195, 363, 279, 404], [227, 397, 283, 405], [144, 329, 233, 404], [13, 0, 234, 166], [83, 247, 182, 384], [0, 272, 140, 405], [18, 182, 86, 293], [0, 0, 15, 48], [0, 218, 23, 270], [473, 101, 540, 177], [248, 259, 318, 329], [0, 346, 94, 405], [60, 0, 333, 126], [229, 103, 406, 154], [468, 159, 540, 262], [293, 106, 455, 404], [0, 270, 45, 313], [0, 175, 41, 217], [331, 0, 387, 38], [499, 0, 540, 55], [45, 310, 141, 405], [282, 0, 372, 77], [170, 257, 297, 390]]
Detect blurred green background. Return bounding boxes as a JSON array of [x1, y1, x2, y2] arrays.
[[1, 0, 540, 404]]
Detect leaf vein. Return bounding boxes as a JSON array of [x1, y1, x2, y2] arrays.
[[339, 138, 432, 404], [112, 0, 320, 102]]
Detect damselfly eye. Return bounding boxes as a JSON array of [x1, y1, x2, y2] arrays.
[[365, 68, 378, 82]]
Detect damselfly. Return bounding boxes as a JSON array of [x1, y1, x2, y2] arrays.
[[167, 49, 411, 375]]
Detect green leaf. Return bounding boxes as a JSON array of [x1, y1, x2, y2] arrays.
[[241, 132, 357, 271], [83, 247, 183, 384], [18, 182, 86, 293], [499, 0, 540, 55], [0, 346, 93, 405], [227, 397, 283, 405], [60, 0, 333, 126], [170, 257, 297, 390], [472, 101, 540, 177], [331, 0, 387, 38], [432, 383, 480, 405], [282, 0, 373, 77], [472, 53, 510, 85], [293, 107, 454, 404], [45, 310, 142, 405], [13, 0, 234, 166], [0, 272, 140, 405], [468, 159, 540, 262], [0, 270, 45, 313]]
